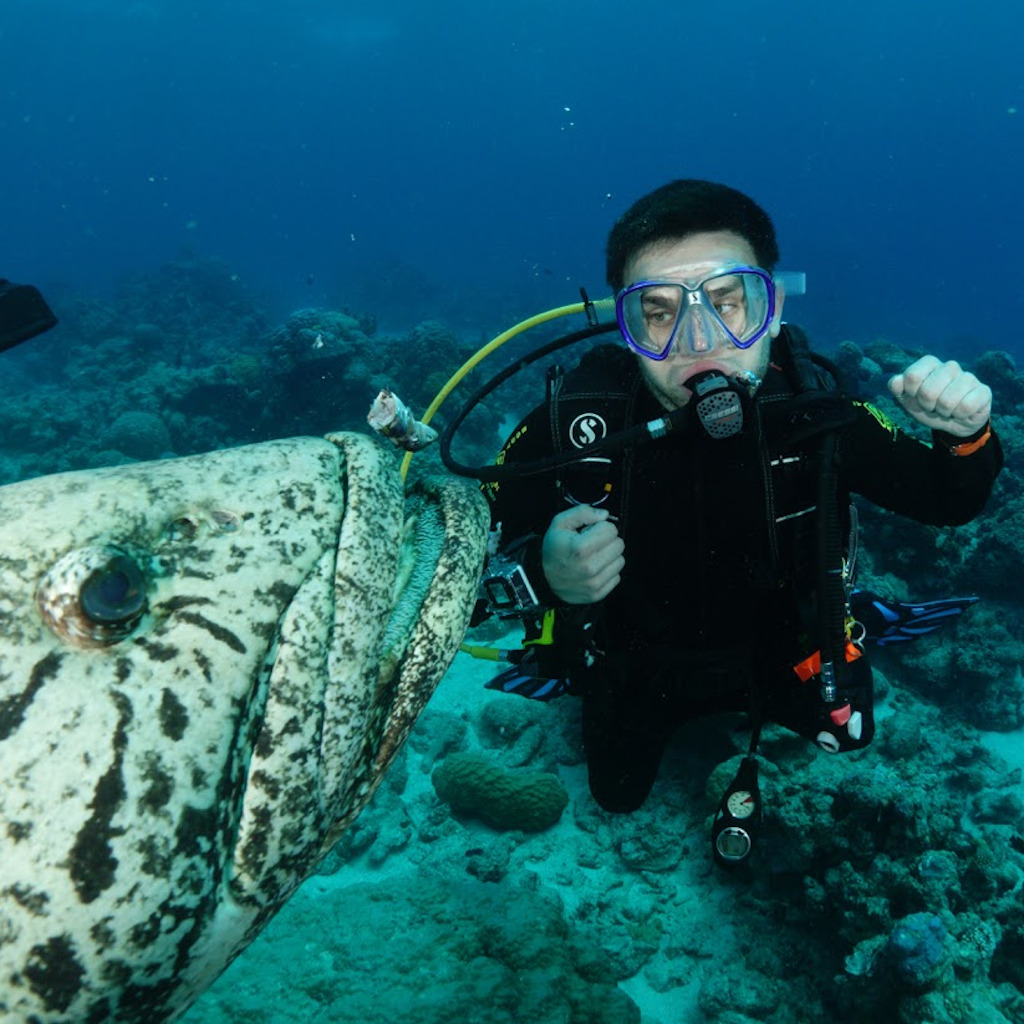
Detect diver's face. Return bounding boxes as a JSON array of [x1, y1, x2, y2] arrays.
[[623, 231, 784, 411]]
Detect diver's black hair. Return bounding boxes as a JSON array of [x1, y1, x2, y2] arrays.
[[605, 179, 781, 291]]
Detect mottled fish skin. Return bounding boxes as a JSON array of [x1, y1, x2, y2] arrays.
[[0, 432, 489, 1023]]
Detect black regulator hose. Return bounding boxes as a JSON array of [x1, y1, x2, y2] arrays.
[[442, 405, 689, 483], [439, 333, 755, 483], [438, 320, 661, 483], [815, 430, 847, 701]]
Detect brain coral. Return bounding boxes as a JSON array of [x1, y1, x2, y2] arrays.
[[104, 410, 173, 460], [432, 752, 568, 832]]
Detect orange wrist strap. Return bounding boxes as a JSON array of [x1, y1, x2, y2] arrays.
[[948, 425, 992, 457]]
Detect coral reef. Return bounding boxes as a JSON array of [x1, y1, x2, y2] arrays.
[[975, 350, 1024, 410], [476, 695, 584, 770], [0, 281, 491, 484], [886, 913, 950, 991]]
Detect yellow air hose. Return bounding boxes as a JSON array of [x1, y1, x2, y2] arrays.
[[398, 296, 615, 482]]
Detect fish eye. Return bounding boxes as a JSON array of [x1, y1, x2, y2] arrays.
[[37, 545, 150, 648], [80, 554, 147, 624]]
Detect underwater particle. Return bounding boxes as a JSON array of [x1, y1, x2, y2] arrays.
[[1008, 106, 1017, 114]]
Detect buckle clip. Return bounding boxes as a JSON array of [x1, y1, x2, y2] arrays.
[[793, 641, 863, 684]]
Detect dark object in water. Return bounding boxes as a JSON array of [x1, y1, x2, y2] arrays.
[[0, 279, 58, 353]]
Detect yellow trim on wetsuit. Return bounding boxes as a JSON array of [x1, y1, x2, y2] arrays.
[[854, 400, 898, 440]]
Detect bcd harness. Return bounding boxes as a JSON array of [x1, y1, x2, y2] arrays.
[[533, 326, 864, 702]]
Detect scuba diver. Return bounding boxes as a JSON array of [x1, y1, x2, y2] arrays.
[[457, 180, 1002, 867], [0, 278, 58, 352]]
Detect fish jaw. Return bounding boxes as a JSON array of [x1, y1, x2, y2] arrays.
[[221, 435, 492, 915]]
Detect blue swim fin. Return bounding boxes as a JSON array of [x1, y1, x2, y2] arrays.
[[484, 666, 570, 701], [851, 589, 979, 646], [483, 645, 571, 701], [483, 589, 978, 697]]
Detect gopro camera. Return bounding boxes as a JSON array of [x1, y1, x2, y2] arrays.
[[480, 552, 540, 617]]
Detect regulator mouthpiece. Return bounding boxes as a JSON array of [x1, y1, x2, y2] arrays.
[[687, 371, 746, 440]]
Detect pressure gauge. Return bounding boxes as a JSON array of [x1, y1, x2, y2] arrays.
[[711, 756, 762, 868], [726, 790, 757, 820]]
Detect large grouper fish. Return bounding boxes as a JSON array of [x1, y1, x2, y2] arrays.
[[0, 431, 489, 1022]]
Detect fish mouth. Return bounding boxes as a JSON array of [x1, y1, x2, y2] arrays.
[[224, 432, 403, 910], [226, 432, 489, 909]]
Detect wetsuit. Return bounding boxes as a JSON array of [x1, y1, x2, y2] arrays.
[[484, 330, 1003, 812]]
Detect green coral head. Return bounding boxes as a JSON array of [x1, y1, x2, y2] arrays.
[[432, 752, 569, 833]]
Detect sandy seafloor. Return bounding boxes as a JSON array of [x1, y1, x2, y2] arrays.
[[179, 628, 1024, 1024]]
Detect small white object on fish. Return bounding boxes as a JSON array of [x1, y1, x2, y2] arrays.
[[367, 389, 438, 451]]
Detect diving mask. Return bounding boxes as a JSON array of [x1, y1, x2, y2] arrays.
[[615, 264, 776, 361]]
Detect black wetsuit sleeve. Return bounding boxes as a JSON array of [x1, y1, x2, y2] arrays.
[[838, 401, 1003, 525], [482, 405, 563, 606]]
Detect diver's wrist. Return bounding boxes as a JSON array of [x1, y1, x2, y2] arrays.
[[934, 420, 993, 456]]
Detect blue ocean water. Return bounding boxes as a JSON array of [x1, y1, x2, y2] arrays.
[[4, 0, 1023, 352], [3, 4, 1024, 1024]]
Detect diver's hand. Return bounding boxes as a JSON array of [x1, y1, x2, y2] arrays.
[[889, 355, 992, 437], [541, 505, 624, 604]]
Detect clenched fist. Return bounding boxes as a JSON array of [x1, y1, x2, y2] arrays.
[[889, 355, 992, 437]]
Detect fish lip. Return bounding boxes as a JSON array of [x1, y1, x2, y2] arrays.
[[230, 433, 403, 896]]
